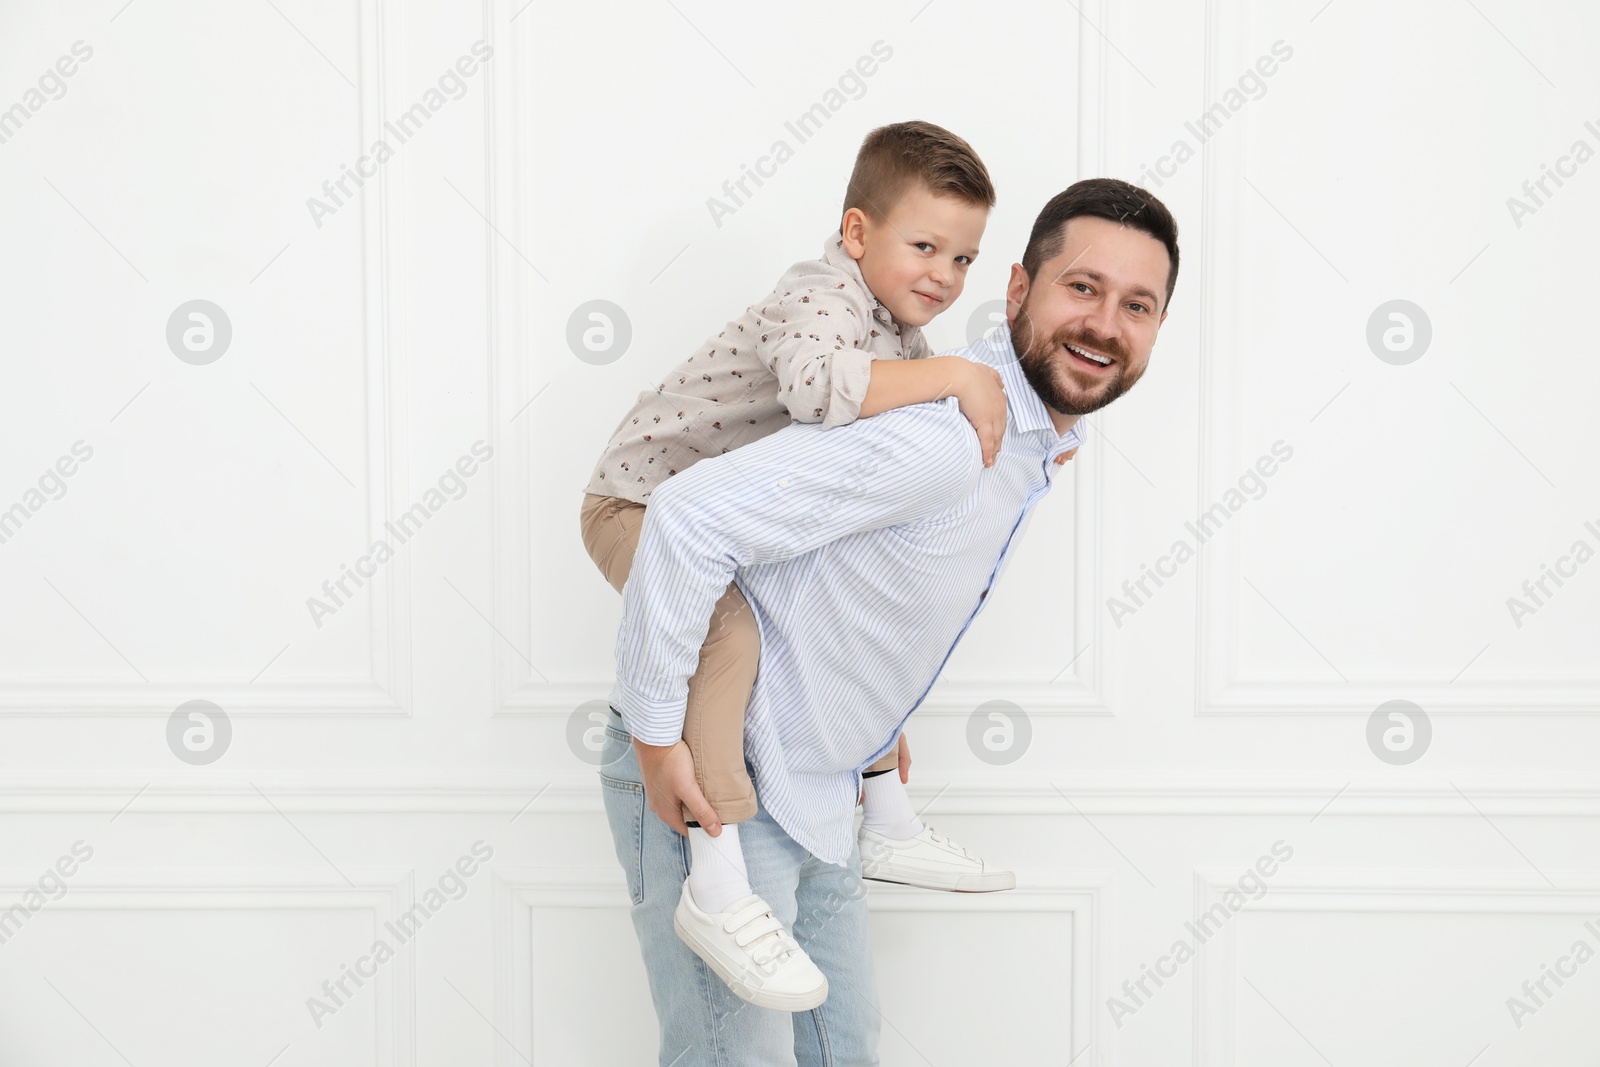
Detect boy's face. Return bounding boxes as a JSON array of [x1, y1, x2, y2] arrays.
[[840, 183, 988, 329]]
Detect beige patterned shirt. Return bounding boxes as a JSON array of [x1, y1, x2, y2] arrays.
[[583, 231, 933, 504]]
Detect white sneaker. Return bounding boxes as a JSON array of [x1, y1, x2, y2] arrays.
[[858, 824, 1016, 892], [673, 885, 828, 1012]]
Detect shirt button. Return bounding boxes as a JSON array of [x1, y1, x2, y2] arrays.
[[778, 478, 791, 488]]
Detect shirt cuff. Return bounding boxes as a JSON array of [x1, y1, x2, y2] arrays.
[[818, 348, 875, 429], [611, 677, 688, 747]]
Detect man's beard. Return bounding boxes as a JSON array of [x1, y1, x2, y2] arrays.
[[1010, 302, 1140, 418]]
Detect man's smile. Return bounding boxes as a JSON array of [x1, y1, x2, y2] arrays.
[[1064, 341, 1113, 372]]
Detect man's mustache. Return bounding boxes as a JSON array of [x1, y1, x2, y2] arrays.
[[1011, 307, 1132, 366], [1046, 325, 1130, 365]]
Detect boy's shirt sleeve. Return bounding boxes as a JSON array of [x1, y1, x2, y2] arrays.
[[757, 269, 896, 430], [610, 399, 981, 745]]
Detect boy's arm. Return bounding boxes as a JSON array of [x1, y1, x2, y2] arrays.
[[859, 356, 1008, 468], [759, 277, 1008, 463], [855, 355, 993, 417], [612, 400, 981, 746]]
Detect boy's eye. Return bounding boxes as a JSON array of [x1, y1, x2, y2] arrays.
[[914, 242, 933, 252], [955, 255, 972, 265]]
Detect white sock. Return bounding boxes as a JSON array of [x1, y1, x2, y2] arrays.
[[687, 823, 751, 915], [860, 772, 924, 840]]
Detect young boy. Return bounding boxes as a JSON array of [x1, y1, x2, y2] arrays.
[[579, 121, 1020, 1011]]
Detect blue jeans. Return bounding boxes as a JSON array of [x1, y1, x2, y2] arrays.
[[599, 708, 881, 1065]]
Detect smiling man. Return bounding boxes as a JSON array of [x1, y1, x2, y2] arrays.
[[1008, 196, 1170, 428], [601, 177, 1179, 1065]]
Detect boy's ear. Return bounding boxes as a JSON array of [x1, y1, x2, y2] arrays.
[[840, 207, 870, 260]]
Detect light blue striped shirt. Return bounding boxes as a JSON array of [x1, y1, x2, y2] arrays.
[[610, 325, 1086, 865]]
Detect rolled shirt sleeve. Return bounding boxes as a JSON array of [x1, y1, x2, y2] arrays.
[[759, 282, 882, 429]]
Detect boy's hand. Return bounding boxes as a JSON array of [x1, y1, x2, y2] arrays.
[[633, 737, 721, 837], [953, 358, 1008, 468], [1054, 447, 1079, 466]]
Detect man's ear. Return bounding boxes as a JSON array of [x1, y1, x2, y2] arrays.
[[1004, 263, 1030, 322], [840, 207, 870, 260]]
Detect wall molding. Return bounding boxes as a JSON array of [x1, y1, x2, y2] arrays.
[[1188, 0, 1600, 717], [4, 772, 1598, 815], [491, 865, 1114, 1067], [1191, 867, 1600, 1064], [0, 866, 416, 1065], [0, 0, 413, 718]]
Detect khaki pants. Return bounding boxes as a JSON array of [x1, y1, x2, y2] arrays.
[[579, 493, 899, 824]]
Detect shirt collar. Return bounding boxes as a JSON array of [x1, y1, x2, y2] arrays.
[[822, 230, 899, 326], [962, 324, 1086, 458]]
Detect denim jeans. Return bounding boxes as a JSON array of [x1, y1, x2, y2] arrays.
[[599, 708, 882, 1065]]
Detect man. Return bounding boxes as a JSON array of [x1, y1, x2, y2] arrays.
[[601, 178, 1179, 1064]]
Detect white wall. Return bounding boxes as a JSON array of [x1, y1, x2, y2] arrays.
[[1, 0, 1597, 1063]]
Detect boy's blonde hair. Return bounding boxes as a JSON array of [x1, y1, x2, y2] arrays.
[[843, 120, 996, 223]]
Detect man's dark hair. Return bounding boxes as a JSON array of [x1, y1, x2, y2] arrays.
[[1021, 178, 1180, 310]]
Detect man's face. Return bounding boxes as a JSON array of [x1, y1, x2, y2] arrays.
[[1006, 215, 1170, 417]]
